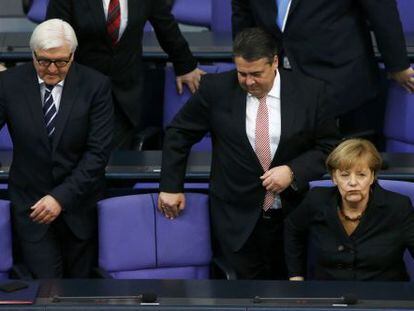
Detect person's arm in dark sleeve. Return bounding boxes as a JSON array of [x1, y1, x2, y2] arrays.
[[232, 0, 256, 38], [149, 0, 197, 77], [46, 0, 73, 22], [402, 198, 414, 260], [284, 191, 312, 279], [359, 0, 414, 92], [49, 77, 114, 210], [159, 75, 212, 193]]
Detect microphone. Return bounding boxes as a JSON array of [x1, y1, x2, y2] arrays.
[[52, 292, 158, 304], [253, 294, 358, 305]]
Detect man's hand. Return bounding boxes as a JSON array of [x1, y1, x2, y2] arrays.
[[260, 165, 293, 193], [158, 192, 185, 220], [30, 195, 62, 224], [176, 68, 206, 94], [389, 67, 414, 93]]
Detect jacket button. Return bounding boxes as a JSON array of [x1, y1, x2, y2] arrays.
[[337, 245, 345, 252]]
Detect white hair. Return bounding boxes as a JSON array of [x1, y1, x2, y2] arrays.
[[30, 19, 78, 53]]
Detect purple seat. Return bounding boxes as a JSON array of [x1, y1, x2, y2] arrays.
[[396, 0, 414, 33], [0, 125, 13, 151], [0, 200, 12, 280], [25, 0, 49, 24], [171, 0, 211, 28], [384, 80, 414, 152], [309, 179, 414, 280], [163, 62, 235, 152], [98, 193, 212, 279], [211, 0, 231, 33]]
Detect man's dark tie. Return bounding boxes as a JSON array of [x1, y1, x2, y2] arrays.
[[43, 84, 57, 138], [107, 0, 121, 45]]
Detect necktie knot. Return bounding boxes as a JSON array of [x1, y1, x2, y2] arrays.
[[45, 84, 54, 92]]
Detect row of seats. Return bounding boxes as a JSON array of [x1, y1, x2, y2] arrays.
[[2, 180, 414, 280]]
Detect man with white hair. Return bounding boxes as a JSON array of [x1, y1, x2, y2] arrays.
[[0, 19, 113, 278]]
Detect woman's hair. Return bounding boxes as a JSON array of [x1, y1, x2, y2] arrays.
[[326, 138, 382, 176]]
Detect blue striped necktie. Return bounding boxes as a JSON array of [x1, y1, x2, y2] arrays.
[[276, 0, 290, 30], [43, 84, 57, 139]]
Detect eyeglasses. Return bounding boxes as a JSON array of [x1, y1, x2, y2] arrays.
[[33, 52, 72, 68]]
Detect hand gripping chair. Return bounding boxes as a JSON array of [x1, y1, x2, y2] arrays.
[[0, 200, 12, 280], [309, 179, 414, 280], [98, 193, 213, 279]]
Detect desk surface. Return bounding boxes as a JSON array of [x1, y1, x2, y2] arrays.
[[1, 151, 414, 183], [1, 31, 414, 62], [1, 279, 412, 310]]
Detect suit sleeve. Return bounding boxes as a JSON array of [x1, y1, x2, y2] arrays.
[[359, 0, 409, 73], [286, 83, 339, 192], [401, 198, 414, 259], [49, 77, 113, 210], [149, 0, 197, 76], [232, 0, 256, 38], [159, 77, 211, 193], [46, 0, 73, 22], [284, 191, 313, 278]]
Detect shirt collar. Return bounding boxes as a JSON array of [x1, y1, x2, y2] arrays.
[[37, 76, 65, 88]]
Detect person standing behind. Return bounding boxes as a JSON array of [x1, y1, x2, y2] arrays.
[[47, 0, 205, 149], [158, 28, 339, 279], [232, 0, 414, 121], [0, 19, 113, 278]]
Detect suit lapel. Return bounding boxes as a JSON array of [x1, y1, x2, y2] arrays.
[[271, 69, 297, 164], [118, 0, 138, 44], [287, 0, 300, 18], [52, 64, 79, 151], [233, 83, 263, 171], [24, 64, 51, 150], [87, 0, 112, 46]]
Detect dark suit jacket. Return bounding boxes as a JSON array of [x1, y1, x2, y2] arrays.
[[159, 69, 339, 251], [47, 0, 197, 127], [0, 62, 113, 242], [285, 184, 414, 281], [232, 0, 410, 116]]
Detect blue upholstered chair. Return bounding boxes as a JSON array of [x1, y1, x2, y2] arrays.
[[0, 125, 13, 151], [171, 0, 211, 28], [0, 200, 12, 280], [97, 193, 212, 279], [383, 80, 414, 152], [22, 0, 49, 24], [211, 0, 231, 33], [396, 0, 414, 33], [309, 179, 414, 280]]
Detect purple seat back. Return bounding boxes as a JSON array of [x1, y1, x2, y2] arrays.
[[0, 200, 12, 280], [211, 0, 232, 33], [384, 80, 414, 152], [163, 63, 235, 152], [98, 193, 212, 279], [396, 0, 414, 33], [27, 0, 49, 24], [309, 179, 414, 280], [0, 125, 12, 151], [171, 0, 211, 27]]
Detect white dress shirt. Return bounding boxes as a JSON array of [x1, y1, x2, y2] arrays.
[[246, 73, 282, 209], [103, 0, 129, 41], [279, 0, 292, 32], [246, 72, 281, 159], [38, 77, 64, 112]]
